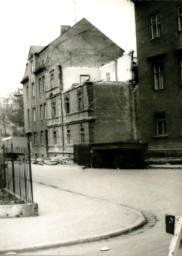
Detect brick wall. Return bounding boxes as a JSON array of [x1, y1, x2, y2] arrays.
[[92, 82, 134, 144]]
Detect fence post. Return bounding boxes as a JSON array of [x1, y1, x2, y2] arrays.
[[11, 142, 16, 195], [28, 140, 33, 202], [2, 146, 6, 189]]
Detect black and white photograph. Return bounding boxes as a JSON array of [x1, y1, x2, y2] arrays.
[[0, 0, 182, 255]]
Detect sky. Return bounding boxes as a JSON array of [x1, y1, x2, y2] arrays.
[[0, 0, 136, 97]]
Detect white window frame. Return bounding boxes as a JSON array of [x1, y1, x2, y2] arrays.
[[153, 63, 164, 90], [26, 86, 29, 99], [51, 100, 56, 118], [42, 76, 45, 92], [53, 130, 57, 144], [77, 89, 84, 111], [67, 129, 71, 144], [177, 6, 182, 32], [50, 73, 54, 89], [80, 126, 85, 144], [32, 83, 35, 97], [34, 132, 37, 145], [31, 60, 33, 73], [27, 109, 30, 124], [39, 78, 42, 94], [151, 13, 161, 39], [44, 103, 46, 119], [40, 131, 44, 146], [40, 105, 43, 120], [64, 95, 70, 114], [33, 108, 36, 121]]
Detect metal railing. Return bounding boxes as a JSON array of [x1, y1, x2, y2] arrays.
[[1, 142, 33, 203]]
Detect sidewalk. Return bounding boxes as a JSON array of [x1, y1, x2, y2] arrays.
[[0, 181, 145, 254]]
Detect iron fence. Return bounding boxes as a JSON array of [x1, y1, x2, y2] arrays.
[[1, 141, 33, 203]]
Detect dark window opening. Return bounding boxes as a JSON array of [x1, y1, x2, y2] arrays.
[[80, 75, 90, 84], [153, 63, 164, 90], [64, 95, 70, 114], [155, 113, 166, 136]]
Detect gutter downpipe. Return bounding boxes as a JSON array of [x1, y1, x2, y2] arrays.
[[129, 51, 138, 141]]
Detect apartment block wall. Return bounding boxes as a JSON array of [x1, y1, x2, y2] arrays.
[[134, 1, 182, 154], [63, 67, 100, 91], [99, 54, 132, 82]]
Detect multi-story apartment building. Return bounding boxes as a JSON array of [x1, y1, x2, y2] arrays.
[[133, 1, 182, 157], [21, 18, 125, 157], [21, 49, 48, 157]]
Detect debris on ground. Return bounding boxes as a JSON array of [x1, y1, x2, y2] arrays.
[[32, 155, 74, 166]]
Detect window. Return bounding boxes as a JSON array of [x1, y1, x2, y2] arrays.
[[80, 75, 90, 84], [42, 76, 45, 92], [155, 113, 166, 136], [32, 83, 35, 97], [151, 13, 161, 39], [64, 95, 70, 114], [177, 6, 182, 32], [33, 132, 37, 145], [50, 73, 54, 88], [40, 105, 42, 119], [51, 101, 56, 117], [39, 78, 42, 94], [80, 126, 85, 143], [27, 109, 30, 124], [106, 73, 110, 81], [153, 63, 164, 90], [53, 131, 57, 144], [26, 86, 29, 99], [77, 89, 84, 111], [31, 60, 33, 73], [44, 103, 46, 119], [67, 129, 71, 144], [40, 131, 44, 145], [33, 107, 36, 121]]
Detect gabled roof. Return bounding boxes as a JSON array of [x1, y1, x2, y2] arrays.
[[28, 45, 45, 60], [20, 63, 29, 84], [38, 18, 124, 56]]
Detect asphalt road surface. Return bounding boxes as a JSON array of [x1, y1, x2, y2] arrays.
[[21, 164, 182, 256]]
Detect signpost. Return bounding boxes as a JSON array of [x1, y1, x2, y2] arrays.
[[166, 215, 182, 256]]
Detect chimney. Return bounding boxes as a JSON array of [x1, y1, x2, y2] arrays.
[[60, 25, 71, 35]]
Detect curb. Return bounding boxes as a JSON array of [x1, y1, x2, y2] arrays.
[[150, 165, 182, 169], [0, 207, 146, 254], [0, 203, 38, 218]]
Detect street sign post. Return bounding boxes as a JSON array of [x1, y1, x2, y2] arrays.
[[166, 215, 182, 256]]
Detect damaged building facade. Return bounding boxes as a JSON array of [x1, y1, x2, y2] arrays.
[[21, 18, 138, 159]]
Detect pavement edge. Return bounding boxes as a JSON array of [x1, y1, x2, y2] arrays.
[[0, 206, 146, 254]]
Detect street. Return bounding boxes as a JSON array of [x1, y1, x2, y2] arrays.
[[19, 164, 182, 256]]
